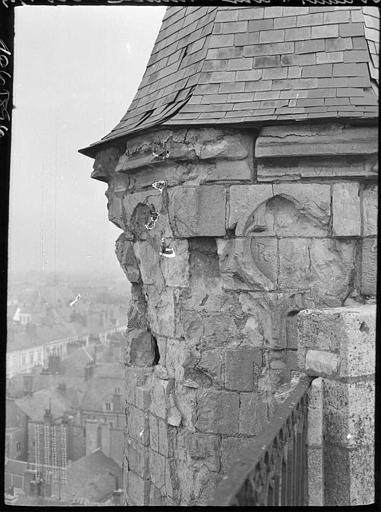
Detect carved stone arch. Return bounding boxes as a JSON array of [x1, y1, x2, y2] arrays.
[[244, 193, 328, 238]]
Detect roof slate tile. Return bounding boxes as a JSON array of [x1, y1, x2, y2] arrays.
[[297, 13, 323, 26], [311, 24, 339, 39], [324, 10, 350, 24], [285, 27, 311, 41], [339, 22, 365, 37], [259, 30, 285, 44], [274, 16, 297, 29], [302, 64, 333, 78]]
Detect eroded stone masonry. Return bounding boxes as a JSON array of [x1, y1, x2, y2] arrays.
[[80, 5, 378, 505], [89, 123, 377, 506]]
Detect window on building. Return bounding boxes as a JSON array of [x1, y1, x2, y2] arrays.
[[16, 442, 21, 455], [105, 402, 112, 411], [21, 354, 26, 366], [115, 387, 120, 394]]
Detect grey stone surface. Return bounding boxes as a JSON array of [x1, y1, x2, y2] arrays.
[[361, 237, 377, 296], [255, 125, 378, 158], [362, 184, 378, 236], [225, 348, 262, 391], [196, 390, 239, 434], [332, 182, 361, 236], [217, 238, 277, 291], [168, 186, 226, 237], [228, 184, 273, 236]]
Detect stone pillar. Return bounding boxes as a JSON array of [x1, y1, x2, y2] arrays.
[[91, 122, 377, 506], [297, 305, 375, 506]]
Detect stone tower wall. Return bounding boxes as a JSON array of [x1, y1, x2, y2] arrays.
[[91, 122, 377, 505]]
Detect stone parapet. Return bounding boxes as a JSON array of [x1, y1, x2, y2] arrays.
[[297, 305, 375, 506]]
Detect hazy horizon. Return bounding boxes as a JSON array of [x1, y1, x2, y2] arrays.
[[8, 5, 166, 279]]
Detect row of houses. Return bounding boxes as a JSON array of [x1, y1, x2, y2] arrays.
[[5, 339, 126, 505]]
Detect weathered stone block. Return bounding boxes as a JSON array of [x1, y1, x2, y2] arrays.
[[324, 443, 374, 506], [278, 238, 355, 302], [109, 172, 129, 193], [323, 379, 374, 448], [149, 484, 164, 506], [305, 350, 339, 376], [347, 444, 375, 505], [134, 240, 164, 288], [257, 154, 378, 181], [308, 377, 323, 446], [197, 349, 224, 386], [362, 184, 378, 236], [115, 235, 141, 283], [199, 134, 249, 161], [168, 186, 226, 237], [338, 306, 376, 378], [149, 414, 159, 452], [273, 183, 330, 235], [297, 305, 376, 378], [361, 237, 377, 296], [149, 450, 166, 490], [201, 312, 240, 349], [217, 238, 277, 291], [239, 393, 269, 436], [158, 419, 170, 457], [92, 147, 120, 182], [225, 348, 262, 391], [126, 438, 149, 479], [196, 390, 239, 434], [240, 291, 315, 349], [332, 182, 361, 236], [307, 446, 323, 506], [228, 184, 273, 236], [126, 470, 150, 506], [160, 239, 190, 287], [211, 159, 251, 182], [122, 189, 163, 239], [127, 406, 149, 446], [221, 437, 258, 473], [165, 338, 187, 381], [297, 309, 342, 352], [108, 192, 125, 230], [188, 433, 220, 471], [150, 379, 169, 420], [255, 124, 378, 158], [145, 286, 175, 337]]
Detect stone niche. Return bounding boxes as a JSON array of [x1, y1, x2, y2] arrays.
[[92, 123, 377, 506]]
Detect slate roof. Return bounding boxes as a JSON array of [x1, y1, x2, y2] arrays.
[[80, 363, 124, 411], [80, 5, 379, 157], [15, 386, 79, 421], [61, 449, 122, 504]]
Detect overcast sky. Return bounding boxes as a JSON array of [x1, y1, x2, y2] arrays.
[[8, 5, 166, 278]]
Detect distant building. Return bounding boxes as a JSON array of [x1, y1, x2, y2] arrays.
[[60, 449, 122, 505]]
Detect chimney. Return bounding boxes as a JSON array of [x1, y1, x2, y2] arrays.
[[112, 489, 123, 506], [112, 477, 123, 506], [58, 382, 66, 393], [43, 408, 53, 425], [112, 392, 121, 412]]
